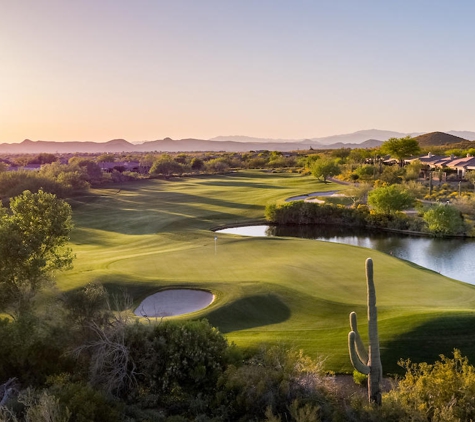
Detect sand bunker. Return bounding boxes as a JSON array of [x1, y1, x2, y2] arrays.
[[134, 289, 214, 317]]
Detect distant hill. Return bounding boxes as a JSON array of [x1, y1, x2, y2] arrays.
[[0, 139, 138, 154], [414, 132, 469, 147], [304, 129, 419, 145], [211, 129, 417, 145], [210, 135, 306, 144], [447, 131, 475, 141], [1, 130, 473, 153]]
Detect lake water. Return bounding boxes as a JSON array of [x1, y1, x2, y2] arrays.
[[217, 225, 475, 285]]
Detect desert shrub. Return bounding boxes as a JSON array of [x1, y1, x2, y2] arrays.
[[0, 171, 67, 200], [384, 350, 475, 422], [39, 163, 90, 193], [216, 345, 339, 421], [352, 370, 367, 386], [125, 319, 231, 413], [367, 185, 414, 215], [452, 195, 475, 216], [378, 166, 405, 184], [12, 389, 71, 422], [205, 158, 229, 173], [265, 201, 368, 227], [64, 282, 111, 329], [423, 204, 466, 236], [46, 375, 124, 422], [190, 157, 204, 171], [0, 314, 74, 386], [353, 165, 376, 180], [346, 394, 423, 422]]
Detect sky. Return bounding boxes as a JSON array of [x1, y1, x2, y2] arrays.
[[1, 0, 475, 143]]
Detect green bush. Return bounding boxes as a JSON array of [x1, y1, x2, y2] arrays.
[[265, 201, 368, 227], [125, 319, 231, 413], [0, 171, 68, 200], [423, 204, 466, 236]]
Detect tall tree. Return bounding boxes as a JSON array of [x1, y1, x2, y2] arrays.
[[0, 190, 74, 314], [381, 136, 421, 167], [311, 158, 340, 182], [149, 155, 184, 178]]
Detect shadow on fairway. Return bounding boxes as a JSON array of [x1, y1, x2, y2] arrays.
[[70, 189, 262, 235], [63, 276, 164, 306], [205, 293, 291, 333], [199, 180, 287, 189], [380, 313, 475, 374]]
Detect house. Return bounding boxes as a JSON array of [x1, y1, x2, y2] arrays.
[[98, 161, 142, 173], [444, 155, 475, 179], [405, 153, 475, 180]]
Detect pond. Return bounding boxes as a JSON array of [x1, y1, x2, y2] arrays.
[[217, 225, 475, 285]]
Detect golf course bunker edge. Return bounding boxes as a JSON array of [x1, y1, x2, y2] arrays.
[[134, 289, 214, 317]]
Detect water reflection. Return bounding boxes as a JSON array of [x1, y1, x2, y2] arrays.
[[217, 225, 475, 285]]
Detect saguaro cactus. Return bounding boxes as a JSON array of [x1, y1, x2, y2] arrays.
[[348, 258, 382, 405]]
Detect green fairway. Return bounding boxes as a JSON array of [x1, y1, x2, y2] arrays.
[[58, 171, 475, 373]]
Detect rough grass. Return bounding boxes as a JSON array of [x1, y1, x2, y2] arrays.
[[58, 170, 475, 373]]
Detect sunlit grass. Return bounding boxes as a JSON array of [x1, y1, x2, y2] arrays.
[[58, 170, 475, 373]]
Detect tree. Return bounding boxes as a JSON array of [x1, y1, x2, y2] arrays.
[[205, 157, 229, 173], [381, 136, 421, 167], [346, 183, 372, 206], [348, 148, 372, 164], [29, 153, 58, 165], [68, 157, 103, 183], [149, 155, 184, 178], [96, 154, 116, 163], [423, 204, 466, 236], [311, 158, 340, 182], [367, 185, 414, 215], [0, 190, 74, 314], [190, 157, 204, 171]]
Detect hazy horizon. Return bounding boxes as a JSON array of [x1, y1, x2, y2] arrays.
[[2, 1, 475, 143]]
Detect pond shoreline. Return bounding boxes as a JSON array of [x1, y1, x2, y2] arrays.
[[212, 220, 470, 239], [214, 223, 475, 285]]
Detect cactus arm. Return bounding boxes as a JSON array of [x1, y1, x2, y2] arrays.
[[348, 331, 370, 374], [349, 311, 369, 364]]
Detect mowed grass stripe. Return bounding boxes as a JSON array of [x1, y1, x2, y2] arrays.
[[58, 171, 475, 372]]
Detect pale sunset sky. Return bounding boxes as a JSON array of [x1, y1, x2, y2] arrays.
[[1, 1, 474, 143]]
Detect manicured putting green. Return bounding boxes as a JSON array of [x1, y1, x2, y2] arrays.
[[59, 171, 475, 373]]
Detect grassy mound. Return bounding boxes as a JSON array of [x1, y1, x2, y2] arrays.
[[58, 171, 475, 373]]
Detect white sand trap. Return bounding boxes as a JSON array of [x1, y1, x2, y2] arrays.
[[134, 289, 214, 317]]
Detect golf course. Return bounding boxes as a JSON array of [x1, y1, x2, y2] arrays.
[[59, 170, 475, 373]]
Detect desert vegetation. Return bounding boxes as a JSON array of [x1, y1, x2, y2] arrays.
[[2, 139, 475, 419]]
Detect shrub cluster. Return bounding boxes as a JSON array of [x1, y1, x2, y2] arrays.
[[266, 201, 425, 233]]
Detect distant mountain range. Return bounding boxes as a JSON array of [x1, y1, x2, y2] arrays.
[[1, 129, 474, 154]]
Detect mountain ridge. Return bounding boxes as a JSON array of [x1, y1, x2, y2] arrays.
[[1, 130, 474, 153]]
